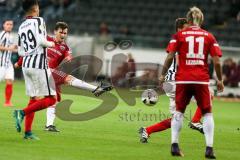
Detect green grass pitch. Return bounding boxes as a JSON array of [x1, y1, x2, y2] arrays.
[[0, 81, 239, 160]]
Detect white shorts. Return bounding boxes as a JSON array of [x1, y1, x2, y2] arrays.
[[0, 64, 14, 81], [22, 68, 56, 97], [163, 81, 176, 114]]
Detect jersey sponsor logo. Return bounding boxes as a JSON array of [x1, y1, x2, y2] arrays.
[[182, 31, 208, 36], [48, 48, 63, 56], [60, 45, 65, 51]]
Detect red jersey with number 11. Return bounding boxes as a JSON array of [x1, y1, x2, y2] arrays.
[[166, 26, 222, 84]]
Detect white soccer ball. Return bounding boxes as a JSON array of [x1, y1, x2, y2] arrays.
[[141, 89, 158, 106]]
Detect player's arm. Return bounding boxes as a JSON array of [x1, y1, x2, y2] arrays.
[[0, 45, 17, 52], [212, 56, 224, 92], [0, 36, 17, 52], [62, 47, 73, 63], [36, 18, 55, 48], [159, 34, 178, 83], [159, 52, 175, 82], [14, 56, 23, 68], [209, 35, 224, 92]]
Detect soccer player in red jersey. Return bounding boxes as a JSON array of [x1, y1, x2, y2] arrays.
[[139, 18, 204, 143], [159, 7, 224, 159], [45, 22, 112, 131], [16, 22, 112, 132]]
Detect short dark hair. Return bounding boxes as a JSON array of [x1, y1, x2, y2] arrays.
[[22, 0, 39, 12], [3, 19, 13, 24], [55, 22, 69, 31], [175, 18, 187, 31]]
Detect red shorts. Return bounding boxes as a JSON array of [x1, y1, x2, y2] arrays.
[[176, 84, 212, 114], [51, 69, 68, 102], [51, 69, 68, 86]]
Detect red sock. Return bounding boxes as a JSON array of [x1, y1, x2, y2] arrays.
[[23, 96, 56, 115], [146, 118, 171, 135], [191, 107, 202, 123], [25, 99, 37, 132], [5, 84, 13, 103]]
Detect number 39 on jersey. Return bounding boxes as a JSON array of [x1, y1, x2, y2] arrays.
[[18, 17, 47, 56]]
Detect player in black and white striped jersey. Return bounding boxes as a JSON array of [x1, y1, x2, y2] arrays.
[[0, 19, 18, 107], [13, 0, 57, 140]]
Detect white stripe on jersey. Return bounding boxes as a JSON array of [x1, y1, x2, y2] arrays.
[[0, 31, 13, 67], [165, 57, 177, 81], [22, 52, 48, 69]]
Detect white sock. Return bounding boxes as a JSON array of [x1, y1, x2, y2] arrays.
[[70, 78, 97, 91], [171, 111, 184, 144], [46, 106, 56, 127], [203, 113, 214, 147]]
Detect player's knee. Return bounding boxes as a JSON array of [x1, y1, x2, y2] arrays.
[[6, 79, 13, 84], [45, 96, 57, 106], [201, 107, 212, 114], [64, 75, 73, 84], [169, 101, 176, 114]]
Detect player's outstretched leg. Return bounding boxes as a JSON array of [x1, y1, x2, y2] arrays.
[[189, 107, 204, 134], [66, 75, 112, 97], [139, 118, 171, 143], [14, 96, 56, 139], [138, 127, 149, 143], [92, 81, 113, 97]]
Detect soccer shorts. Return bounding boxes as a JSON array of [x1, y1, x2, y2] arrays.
[[22, 67, 56, 97], [176, 84, 212, 114], [51, 69, 69, 102], [163, 81, 176, 114], [0, 64, 14, 81]]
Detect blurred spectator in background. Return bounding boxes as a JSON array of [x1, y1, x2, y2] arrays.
[[222, 58, 240, 87], [229, 0, 240, 19], [0, 0, 18, 10], [114, 26, 134, 43], [42, 0, 73, 22], [97, 22, 112, 43], [119, 26, 134, 37], [126, 53, 136, 87], [111, 62, 128, 87], [138, 69, 158, 88], [99, 22, 110, 35]]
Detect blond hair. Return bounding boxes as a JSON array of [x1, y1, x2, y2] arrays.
[[186, 6, 204, 26]]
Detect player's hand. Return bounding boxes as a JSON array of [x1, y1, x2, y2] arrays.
[[14, 62, 20, 68], [9, 45, 17, 52], [50, 42, 55, 48], [217, 80, 224, 93]]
